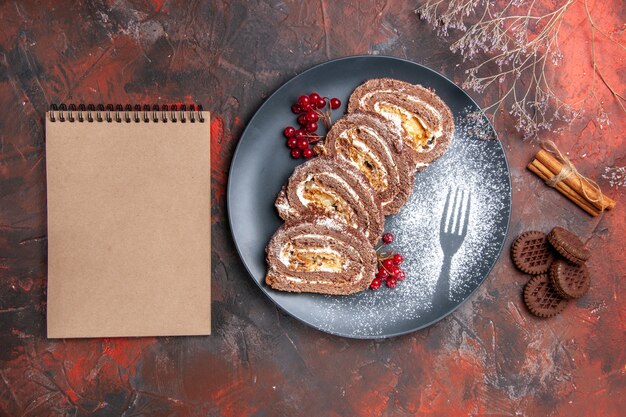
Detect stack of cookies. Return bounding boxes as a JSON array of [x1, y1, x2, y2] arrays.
[[511, 227, 591, 318], [266, 78, 455, 295]]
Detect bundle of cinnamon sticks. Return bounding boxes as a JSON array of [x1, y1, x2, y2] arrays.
[[528, 149, 616, 217]]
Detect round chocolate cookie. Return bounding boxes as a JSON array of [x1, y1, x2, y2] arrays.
[[523, 274, 568, 318], [547, 227, 590, 265], [511, 231, 555, 275], [549, 259, 590, 299]]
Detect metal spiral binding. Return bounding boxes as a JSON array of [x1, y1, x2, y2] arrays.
[[49, 104, 205, 123]]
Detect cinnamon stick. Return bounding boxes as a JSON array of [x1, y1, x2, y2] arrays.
[[528, 160, 600, 217], [535, 149, 616, 211]]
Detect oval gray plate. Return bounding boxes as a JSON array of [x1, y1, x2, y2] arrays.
[[228, 56, 511, 339]]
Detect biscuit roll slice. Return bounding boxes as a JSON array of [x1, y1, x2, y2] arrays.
[[265, 218, 377, 295], [275, 158, 384, 245], [348, 78, 455, 170], [318, 112, 414, 215]]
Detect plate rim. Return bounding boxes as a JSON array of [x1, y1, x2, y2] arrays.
[[227, 54, 512, 339]]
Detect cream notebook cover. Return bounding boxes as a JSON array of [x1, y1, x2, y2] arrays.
[[45, 105, 211, 338]]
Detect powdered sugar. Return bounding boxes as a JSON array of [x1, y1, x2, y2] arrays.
[[305, 113, 510, 337], [456, 107, 498, 141]]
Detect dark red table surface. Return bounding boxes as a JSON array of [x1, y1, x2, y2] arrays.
[[1, 1, 624, 416]]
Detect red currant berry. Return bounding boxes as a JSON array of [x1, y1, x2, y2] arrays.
[[316, 98, 326, 109], [287, 137, 298, 149], [376, 268, 389, 280], [386, 277, 398, 288], [370, 278, 382, 290], [305, 122, 318, 132], [291, 148, 302, 159], [330, 98, 341, 109], [294, 129, 305, 139], [395, 270, 406, 281], [303, 148, 314, 159], [298, 95, 310, 107], [291, 104, 302, 114], [391, 265, 402, 277], [297, 138, 309, 150], [393, 254, 404, 265], [297, 114, 308, 126], [300, 102, 311, 111], [382, 259, 393, 270], [305, 109, 319, 122], [284, 126, 296, 138], [382, 233, 394, 244], [309, 92, 321, 102]]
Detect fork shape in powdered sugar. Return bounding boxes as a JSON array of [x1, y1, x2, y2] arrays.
[[434, 187, 471, 302]]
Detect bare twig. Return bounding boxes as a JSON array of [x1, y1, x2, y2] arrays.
[[417, 0, 625, 139]]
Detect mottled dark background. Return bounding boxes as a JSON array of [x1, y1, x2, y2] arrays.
[[1, 1, 624, 416]]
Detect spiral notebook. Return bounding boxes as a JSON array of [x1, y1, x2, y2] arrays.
[[45, 105, 211, 338]]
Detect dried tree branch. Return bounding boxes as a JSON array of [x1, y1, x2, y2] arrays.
[[417, 0, 625, 139]]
